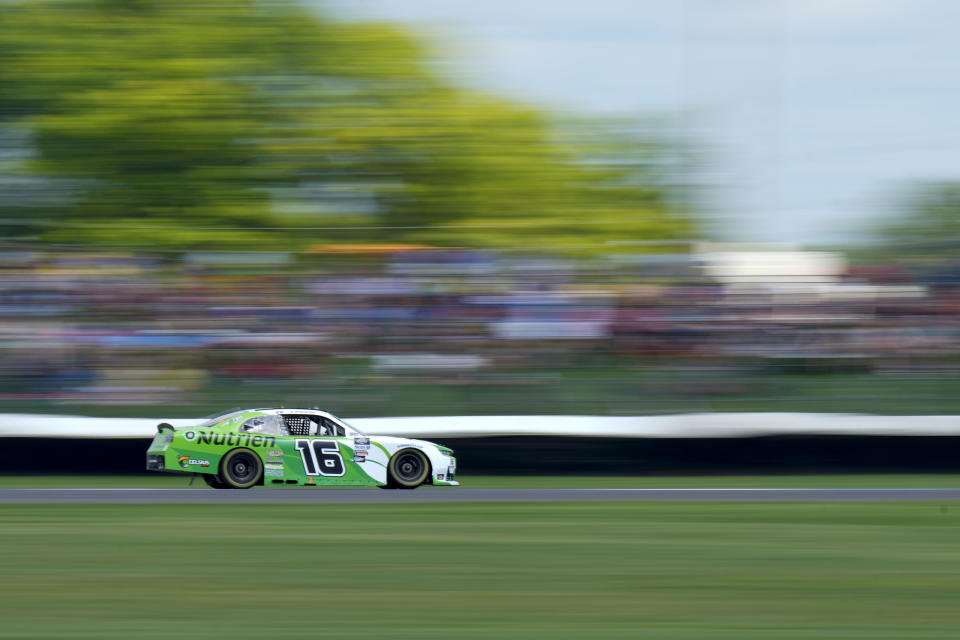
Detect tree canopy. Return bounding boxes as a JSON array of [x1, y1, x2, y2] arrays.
[[866, 181, 960, 260], [0, 0, 695, 255]]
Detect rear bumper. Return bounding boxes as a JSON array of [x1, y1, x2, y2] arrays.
[[146, 454, 208, 476]]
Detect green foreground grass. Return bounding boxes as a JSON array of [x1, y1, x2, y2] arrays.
[[1, 502, 960, 638], [2, 473, 960, 488]]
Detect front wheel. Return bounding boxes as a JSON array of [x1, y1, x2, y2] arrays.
[[219, 448, 263, 489], [384, 448, 430, 489]]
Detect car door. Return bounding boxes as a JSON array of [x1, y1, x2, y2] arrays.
[[283, 414, 378, 486], [288, 415, 358, 484]]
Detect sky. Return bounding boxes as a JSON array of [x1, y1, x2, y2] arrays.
[[326, 0, 960, 246]]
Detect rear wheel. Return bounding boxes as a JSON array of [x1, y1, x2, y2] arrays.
[[384, 448, 430, 489], [219, 448, 262, 489]]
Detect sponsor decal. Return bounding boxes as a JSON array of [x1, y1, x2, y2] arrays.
[[266, 450, 283, 457], [192, 431, 276, 447], [183, 431, 196, 442], [436, 474, 444, 481], [265, 463, 284, 470], [352, 455, 366, 463], [178, 456, 210, 468], [265, 469, 284, 477], [354, 438, 370, 446]]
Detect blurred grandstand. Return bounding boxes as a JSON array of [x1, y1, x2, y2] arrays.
[[2, 0, 959, 422], [1, 243, 958, 418]]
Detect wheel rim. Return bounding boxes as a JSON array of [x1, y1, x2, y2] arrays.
[[394, 451, 425, 483], [229, 454, 256, 483]]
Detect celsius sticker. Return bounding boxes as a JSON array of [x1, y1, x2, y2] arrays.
[[178, 456, 210, 468]]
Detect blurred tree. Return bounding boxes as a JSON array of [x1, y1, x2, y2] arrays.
[[870, 181, 960, 259], [0, 0, 695, 255]]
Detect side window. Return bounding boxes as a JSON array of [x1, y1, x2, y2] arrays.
[[282, 414, 316, 437], [320, 417, 345, 437]]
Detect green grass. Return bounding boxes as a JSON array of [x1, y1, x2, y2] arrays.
[[2, 502, 960, 638], [3, 473, 960, 489]]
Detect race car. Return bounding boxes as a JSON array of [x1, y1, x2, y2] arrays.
[[146, 407, 458, 489]]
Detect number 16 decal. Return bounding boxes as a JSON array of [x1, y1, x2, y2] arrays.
[[295, 439, 345, 476]]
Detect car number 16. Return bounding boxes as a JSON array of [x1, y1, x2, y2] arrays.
[[295, 439, 346, 476]]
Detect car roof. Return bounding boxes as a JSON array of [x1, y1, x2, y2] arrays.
[[255, 408, 337, 417]]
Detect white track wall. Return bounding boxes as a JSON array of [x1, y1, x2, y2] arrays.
[[1, 413, 960, 439]]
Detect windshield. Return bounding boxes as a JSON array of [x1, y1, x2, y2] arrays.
[[331, 414, 364, 435]]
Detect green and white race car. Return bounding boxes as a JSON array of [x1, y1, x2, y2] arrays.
[[146, 408, 458, 489]]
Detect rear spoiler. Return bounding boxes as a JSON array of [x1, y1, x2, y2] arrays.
[[157, 423, 174, 434]]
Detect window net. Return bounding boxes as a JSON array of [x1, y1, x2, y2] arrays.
[[282, 415, 314, 436]]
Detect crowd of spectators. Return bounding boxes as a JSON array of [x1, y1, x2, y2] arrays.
[[1, 248, 958, 412]]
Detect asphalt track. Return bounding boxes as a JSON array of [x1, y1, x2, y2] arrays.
[[2, 488, 960, 503]]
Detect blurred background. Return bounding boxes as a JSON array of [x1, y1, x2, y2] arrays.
[[6, 6, 960, 636], [2, 0, 960, 420]]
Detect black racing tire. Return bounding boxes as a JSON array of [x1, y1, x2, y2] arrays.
[[384, 448, 430, 489], [203, 473, 231, 489], [219, 448, 263, 489]]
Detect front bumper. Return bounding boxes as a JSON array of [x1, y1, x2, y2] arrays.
[[433, 458, 458, 485]]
